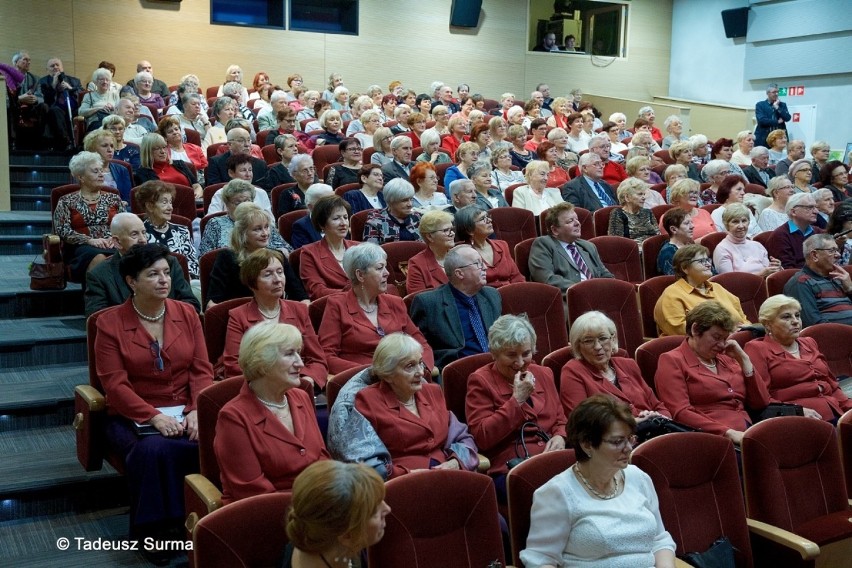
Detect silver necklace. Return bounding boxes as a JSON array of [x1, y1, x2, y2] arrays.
[[256, 395, 288, 409], [132, 298, 165, 322], [574, 464, 619, 500]]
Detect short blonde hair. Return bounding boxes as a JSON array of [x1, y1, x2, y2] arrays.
[[668, 178, 699, 204], [231, 202, 271, 256], [758, 294, 802, 327], [669, 141, 691, 161], [569, 311, 619, 357], [616, 177, 648, 205], [456, 141, 480, 162], [625, 156, 651, 177], [721, 202, 750, 226], [664, 164, 687, 183], [371, 333, 423, 380], [238, 322, 303, 382], [524, 160, 550, 183]]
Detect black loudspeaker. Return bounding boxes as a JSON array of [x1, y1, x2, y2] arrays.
[[450, 0, 482, 28], [721, 7, 749, 39]]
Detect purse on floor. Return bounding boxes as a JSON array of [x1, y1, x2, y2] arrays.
[[681, 536, 736, 568]]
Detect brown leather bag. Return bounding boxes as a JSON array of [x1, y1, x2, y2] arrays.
[[30, 235, 66, 290]]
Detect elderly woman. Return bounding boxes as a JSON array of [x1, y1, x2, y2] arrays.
[[344, 95, 373, 136], [468, 160, 509, 210], [466, 315, 567, 491], [370, 127, 394, 166], [133, 71, 164, 109], [282, 461, 389, 566], [321, 72, 344, 102], [135, 133, 203, 199], [83, 130, 132, 202], [295, 90, 320, 123], [314, 109, 346, 147], [546, 96, 571, 129], [536, 141, 570, 188], [103, 115, 141, 171], [328, 86, 351, 122], [564, 112, 590, 153], [561, 312, 671, 419], [441, 116, 467, 158], [410, 161, 448, 212], [746, 295, 852, 422], [427, 104, 451, 136], [607, 112, 630, 141], [264, 134, 299, 188], [809, 140, 831, 184], [512, 160, 562, 215], [158, 115, 207, 176], [668, 140, 701, 181], [600, 120, 627, 155], [54, 151, 125, 279], [657, 208, 694, 276], [270, 153, 315, 216], [318, 244, 434, 374], [341, 163, 385, 215], [609, 178, 660, 243], [362, 178, 422, 244], [80, 68, 118, 131], [352, 108, 381, 150], [216, 65, 249, 102], [689, 134, 711, 165], [172, 92, 210, 139], [787, 158, 816, 194], [757, 176, 796, 232], [522, 395, 676, 568], [456, 205, 523, 288], [406, 210, 455, 294], [660, 115, 687, 149], [710, 174, 761, 237], [548, 127, 580, 172], [470, 123, 493, 161], [327, 333, 477, 480], [94, 244, 213, 550], [731, 130, 756, 167], [713, 203, 780, 277], [416, 129, 452, 166], [766, 129, 788, 165], [654, 244, 750, 336], [202, 97, 237, 151], [813, 187, 835, 229], [443, 141, 480, 191], [299, 196, 356, 300], [215, 321, 329, 505], [504, 124, 533, 172], [819, 160, 852, 202], [663, 178, 716, 239], [324, 138, 363, 189], [655, 301, 770, 445], [709, 137, 747, 180], [134, 180, 199, 280], [662, 164, 687, 204], [626, 155, 664, 187]]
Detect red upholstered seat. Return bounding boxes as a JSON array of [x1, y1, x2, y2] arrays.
[[592, 205, 620, 237], [367, 470, 505, 568], [381, 240, 426, 296], [566, 279, 643, 356], [442, 353, 493, 424], [641, 233, 669, 280], [635, 335, 684, 393], [838, 410, 852, 499], [261, 143, 278, 165], [277, 209, 308, 243], [199, 211, 226, 240], [709, 271, 767, 324], [541, 344, 629, 393], [310, 144, 341, 176], [539, 206, 594, 240], [698, 230, 727, 258], [202, 183, 226, 215], [513, 238, 535, 280], [498, 282, 568, 364], [349, 209, 372, 242], [589, 235, 643, 284], [199, 248, 225, 309], [491, 207, 537, 253], [203, 297, 251, 366], [799, 323, 852, 378], [504, 182, 527, 206], [752, 230, 773, 250], [637, 275, 676, 338], [325, 364, 371, 410], [765, 267, 799, 298], [270, 183, 298, 219]]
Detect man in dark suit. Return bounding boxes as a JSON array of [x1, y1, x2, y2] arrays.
[[85, 213, 200, 316], [206, 127, 270, 188], [560, 153, 618, 212], [409, 245, 501, 370], [742, 146, 774, 188], [754, 83, 791, 148], [381, 136, 413, 184], [36, 57, 82, 150]]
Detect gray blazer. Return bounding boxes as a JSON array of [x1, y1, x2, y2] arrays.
[[409, 283, 502, 370], [528, 235, 614, 292], [381, 160, 412, 184], [560, 176, 617, 212]]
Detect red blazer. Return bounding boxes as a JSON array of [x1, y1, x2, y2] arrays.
[[560, 357, 671, 418], [546, 166, 570, 188], [466, 362, 567, 475], [222, 299, 329, 387], [355, 381, 452, 478], [299, 238, 355, 300], [483, 239, 525, 288], [441, 134, 464, 160], [745, 336, 852, 420], [406, 247, 448, 295], [214, 381, 329, 505], [655, 339, 771, 435], [601, 160, 627, 189], [318, 290, 434, 374], [95, 299, 213, 424]]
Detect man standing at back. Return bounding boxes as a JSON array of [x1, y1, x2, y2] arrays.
[[754, 83, 791, 148], [37, 57, 82, 150]]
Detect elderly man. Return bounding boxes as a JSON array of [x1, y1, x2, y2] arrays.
[[774, 139, 805, 177], [437, 84, 460, 114], [637, 106, 663, 145], [529, 90, 552, 118], [409, 244, 502, 370], [381, 136, 414, 183], [536, 83, 553, 112], [743, 146, 774, 188], [560, 153, 618, 211], [124, 60, 169, 99], [10, 51, 47, 147], [291, 184, 335, 249], [257, 90, 289, 132], [446, 179, 477, 214], [529, 202, 614, 300], [36, 58, 82, 150], [784, 234, 852, 327], [754, 83, 791, 148], [84, 213, 199, 316], [206, 127, 269, 187], [588, 135, 627, 188], [767, 192, 823, 269], [114, 98, 149, 145]]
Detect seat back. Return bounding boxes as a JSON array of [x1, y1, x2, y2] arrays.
[[261, 143, 278, 165], [200, 211, 227, 239], [637, 275, 676, 338], [311, 145, 342, 175], [368, 470, 504, 568], [697, 231, 727, 258], [635, 335, 684, 392], [651, 204, 674, 224], [206, 142, 227, 159], [503, 182, 527, 206], [277, 209, 309, 243], [498, 282, 569, 363], [490, 207, 537, 252], [589, 235, 643, 283], [325, 364, 371, 410], [838, 409, 852, 499], [765, 267, 799, 298], [566, 279, 643, 356], [193, 491, 292, 568], [199, 248, 224, 308], [592, 205, 620, 237], [513, 238, 536, 280], [709, 272, 767, 323], [349, 209, 373, 242], [202, 183, 227, 214], [506, 450, 577, 568], [307, 294, 330, 333], [752, 230, 773, 250], [742, 417, 849, 538], [270, 183, 298, 219], [381, 241, 427, 296], [196, 377, 245, 486], [203, 297, 252, 366], [442, 353, 493, 423], [799, 323, 852, 378], [641, 233, 669, 280], [632, 433, 754, 567], [539, 206, 594, 240], [542, 345, 630, 393]]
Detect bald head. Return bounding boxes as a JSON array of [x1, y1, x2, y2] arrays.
[[111, 213, 148, 253]]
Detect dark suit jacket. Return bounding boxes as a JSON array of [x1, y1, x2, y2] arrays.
[[754, 99, 791, 147], [214, 381, 329, 504], [84, 252, 200, 316], [742, 165, 772, 188], [381, 160, 412, 184], [290, 215, 322, 249], [343, 189, 386, 215], [528, 235, 614, 292], [560, 176, 617, 212], [206, 151, 270, 189], [299, 238, 355, 300], [37, 73, 83, 110], [409, 284, 502, 370]]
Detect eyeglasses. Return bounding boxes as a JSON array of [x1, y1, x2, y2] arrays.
[[579, 335, 613, 348], [690, 258, 713, 266], [794, 205, 817, 210], [457, 260, 485, 270], [814, 247, 840, 254], [475, 215, 492, 223], [602, 435, 638, 450], [150, 340, 164, 372], [430, 227, 455, 235]]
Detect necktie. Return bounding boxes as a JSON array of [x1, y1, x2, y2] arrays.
[[463, 295, 489, 351], [594, 181, 615, 206], [566, 243, 592, 280]]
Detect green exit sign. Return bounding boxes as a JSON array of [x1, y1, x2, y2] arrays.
[[778, 87, 788, 97]]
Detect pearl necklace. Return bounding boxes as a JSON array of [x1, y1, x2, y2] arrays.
[[132, 299, 166, 322], [256, 395, 288, 409], [258, 303, 281, 320], [574, 464, 619, 500], [358, 301, 377, 314], [698, 356, 717, 370]]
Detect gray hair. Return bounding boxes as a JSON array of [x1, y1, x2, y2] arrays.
[[109, 212, 142, 236], [785, 192, 816, 214], [812, 188, 834, 203], [304, 184, 334, 207], [758, 294, 801, 327], [616, 177, 648, 205], [663, 115, 681, 132], [735, 130, 753, 144], [332, 85, 349, 98], [802, 233, 835, 256], [390, 135, 412, 151], [269, 90, 289, 104], [578, 152, 600, 167], [383, 178, 415, 203], [810, 140, 830, 155], [12, 51, 28, 66], [638, 106, 654, 118], [766, 175, 791, 198], [393, 104, 411, 120], [766, 83, 779, 94], [449, 179, 475, 198], [703, 159, 730, 179], [588, 135, 608, 150], [274, 133, 298, 150], [371, 333, 423, 380], [69, 151, 105, 178], [466, 160, 491, 181], [359, 108, 380, 125], [453, 204, 486, 241], [429, 81, 445, 96], [689, 134, 708, 152], [288, 153, 314, 177], [443, 245, 475, 282], [134, 71, 152, 85], [342, 242, 387, 283], [92, 68, 112, 82], [222, 81, 243, 97], [318, 109, 342, 130], [213, 96, 235, 117], [569, 311, 618, 357], [488, 314, 537, 354], [239, 322, 303, 383], [721, 202, 750, 226], [608, 112, 626, 123], [182, 92, 204, 106], [222, 179, 256, 203], [750, 146, 769, 158], [419, 129, 441, 149]]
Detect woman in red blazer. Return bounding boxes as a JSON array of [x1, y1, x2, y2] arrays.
[[94, 244, 213, 547], [560, 311, 671, 419], [222, 249, 328, 388], [466, 315, 567, 496], [745, 295, 852, 422], [406, 209, 455, 295], [655, 301, 771, 446], [455, 205, 524, 288], [299, 195, 357, 300], [215, 322, 329, 505], [318, 243, 433, 374]]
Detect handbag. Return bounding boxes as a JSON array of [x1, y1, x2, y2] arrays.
[[506, 421, 550, 470], [29, 258, 66, 290], [681, 536, 736, 568], [635, 416, 699, 444], [756, 402, 803, 421]]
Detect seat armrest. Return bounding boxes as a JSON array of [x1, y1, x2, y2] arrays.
[[74, 385, 106, 412], [184, 473, 223, 531], [73, 385, 107, 471], [477, 453, 491, 473], [674, 560, 693, 568], [747, 518, 820, 560]]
